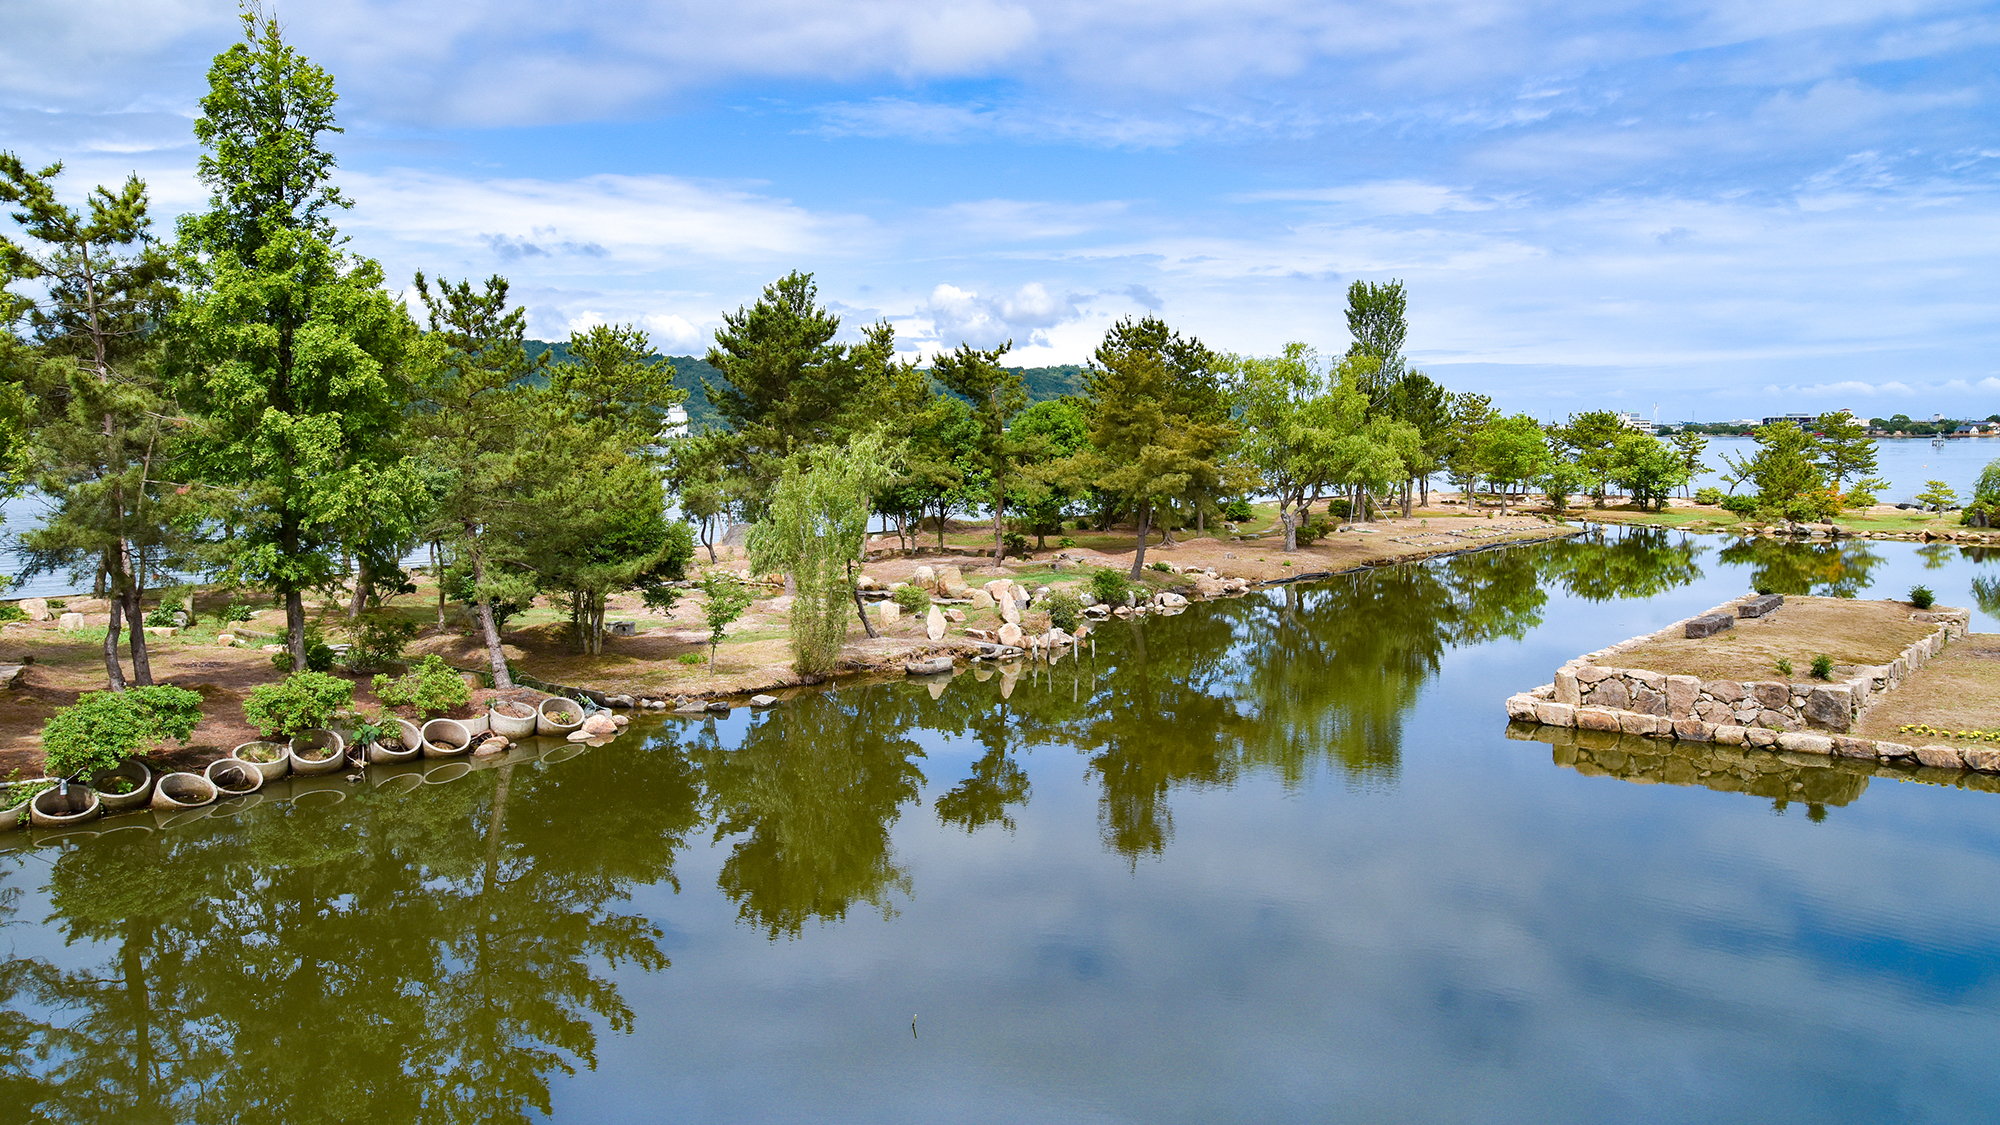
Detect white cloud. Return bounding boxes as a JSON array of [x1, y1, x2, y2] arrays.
[[642, 313, 706, 351], [923, 282, 1082, 350]]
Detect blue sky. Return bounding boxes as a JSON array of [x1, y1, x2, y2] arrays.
[[4, 0, 1997, 420]]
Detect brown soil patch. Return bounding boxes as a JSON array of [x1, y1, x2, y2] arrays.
[[1611, 597, 1936, 683], [1858, 633, 2000, 738]]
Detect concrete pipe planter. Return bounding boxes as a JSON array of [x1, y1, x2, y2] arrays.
[[205, 758, 265, 797], [368, 721, 420, 764], [0, 783, 47, 832], [536, 698, 585, 738], [29, 783, 99, 828], [233, 741, 290, 782], [287, 729, 347, 777], [89, 759, 154, 814], [461, 711, 490, 736], [489, 700, 538, 738], [421, 718, 472, 758], [150, 772, 217, 812]]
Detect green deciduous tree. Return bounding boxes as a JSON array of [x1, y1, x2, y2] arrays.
[[1472, 414, 1553, 514], [170, 12, 417, 672], [1229, 343, 1336, 551], [1607, 431, 1688, 511], [698, 571, 753, 672]]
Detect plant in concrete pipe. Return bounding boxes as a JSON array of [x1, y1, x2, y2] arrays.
[[41, 686, 203, 779], [244, 672, 354, 737], [374, 655, 471, 718]]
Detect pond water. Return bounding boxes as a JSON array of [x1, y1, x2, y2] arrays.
[[3, 528, 2000, 1123]]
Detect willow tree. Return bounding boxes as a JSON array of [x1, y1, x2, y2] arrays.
[[750, 433, 891, 678], [170, 12, 416, 671]]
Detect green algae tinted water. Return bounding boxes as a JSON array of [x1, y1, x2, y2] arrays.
[[5, 527, 2000, 1123]]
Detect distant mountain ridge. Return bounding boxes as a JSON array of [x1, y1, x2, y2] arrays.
[[525, 340, 1084, 433]]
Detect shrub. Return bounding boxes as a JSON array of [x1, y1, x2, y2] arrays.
[[891, 585, 932, 613], [41, 685, 204, 779], [1720, 493, 1758, 515], [46, 599, 64, 610], [1694, 487, 1725, 506], [1002, 531, 1030, 557], [1150, 561, 1172, 573], [243, 671, 354, 736], [1057, 536, 1076, 549], [1910, 585, 1936, 609], [678, 652, 704, 665], [1044, 589, 1083, 632], [345, 615, 417, 673], [0, 604, 23, 623], [1296, 514, 1333, 546], [372, 655, 471, 719], [269, 625, 337, 673], [1090, 568, 1131, 607], [1775, 657, 1794, 676], [1810, 653, 1834, 680], [222, 601, 255, 624], [1223, 497, 1254, 522]]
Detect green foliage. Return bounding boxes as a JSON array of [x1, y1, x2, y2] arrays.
[[144, 600, 182, 627], [1721, 493, 1758, 515], [1916, 480, 1958, 511], [1057, 536, 1076, 549], [1722, 422, 1832, 521], [1694, 486, 1725, 506], [346, 614, 417, 673], [269, 625, 335, 673], [1296, 513, 1334, 546], [1775, 657, 1794, 676], [1150, 561, 1172, 573], [1815, 411, 1877, 493], [1090, 568, 1132, 606], [371, 654, 470, 718], [242, 671, 353, 736], [172, 12, 421, 672], [933, 340, 1031, 560], [891, 585, 931, 613], [1909, 585, 1936, 609], [0, 604, 23, 623], [697, 571, 755, 670], [749, 433, 891, 677], [1471, 413, 1553, 512], [1044, 589, 1084, 632], [1223, 497, 1254, 521], [1538, 460, 1590, 511], [1343, 279, 1407, 397], [40, 685, 204, 778], [1809, 654, 1834, 680], [677, 652, 705, 665], [1002, 531, 1030, 556], [1607, 432, 1689, 511], [222, 600, 255, 623]]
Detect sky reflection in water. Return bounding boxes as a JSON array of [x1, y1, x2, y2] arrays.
[[3, 527, 2000, 1123]]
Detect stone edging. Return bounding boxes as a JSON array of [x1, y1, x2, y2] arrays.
[[1503, 597, 1990, 771]]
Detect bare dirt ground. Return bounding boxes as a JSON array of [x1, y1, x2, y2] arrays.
[[1611, 596, 1938, 682], [1858, 633, 2000, 738]]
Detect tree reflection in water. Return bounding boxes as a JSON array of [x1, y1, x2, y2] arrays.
[[1, 735, 699, 1124], [1718, 536, 1882, 598]]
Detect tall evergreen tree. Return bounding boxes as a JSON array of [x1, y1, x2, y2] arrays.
[[702, 272, 866, 506], [0, 157, 168, 688], [169, 11, 416, 671], [930, 340, 1029, 561], [1344, 279, 1408, 403]]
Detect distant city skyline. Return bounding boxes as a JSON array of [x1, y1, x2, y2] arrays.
[[4, 0, 1996, 420]]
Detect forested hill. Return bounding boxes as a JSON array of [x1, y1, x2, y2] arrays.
[[526, 340, 1085, 433]]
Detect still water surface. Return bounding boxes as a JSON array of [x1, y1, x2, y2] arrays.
[[3, 528, 2000, 1123]]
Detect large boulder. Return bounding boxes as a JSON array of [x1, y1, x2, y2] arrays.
[[999, 597, 1021, 625], [913, 565, 936, 589], [997, 622, 1024, 648], [1155, 591, 1188, 608], [926, 606, 946, 640], [969, 589, 994, 610], [58, 612, 84, 630], [15, 598, 48, 622], [1802, 684, 1854, 730], [580, 712, 619, 737], [877, 601, 901, 624]]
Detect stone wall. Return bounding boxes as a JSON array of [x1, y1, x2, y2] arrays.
[[1505, 595, 1979, 768]]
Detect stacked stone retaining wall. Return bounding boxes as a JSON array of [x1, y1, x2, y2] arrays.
[[1505, 594, 1984, 769]]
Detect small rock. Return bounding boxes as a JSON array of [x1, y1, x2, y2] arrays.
[[750, 694, 777, 707], [969, 589, 994, 610], [581, 713, 619, 737], [611, 713, 630, 727], [877, 601, 901, 624], [262, 643, 284, 653], [566, 729, 593, 742], [997, 622, 1024, 648], [216, 632, 237, 646], [926, 605, 946, 640], [59, 612, 85, 630], [706, 701, 732, 714], [944, 608, 966, 623]]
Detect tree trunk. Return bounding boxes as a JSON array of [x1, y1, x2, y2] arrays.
[[1403, 479, 1413, 518], [103, 592, 126, 692], [283, 588, 305, 674], [702, 517, 718, 564], [466, 534, 513, 688], [433, 541, 448, 630], [1280, 501, 1298, 552], [992, 493, 1006, 562], [123, 585, 153, 687], [348, 555, 368, 619], [850, 562, 880, 638], [1128, 503, 1152, 580]]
